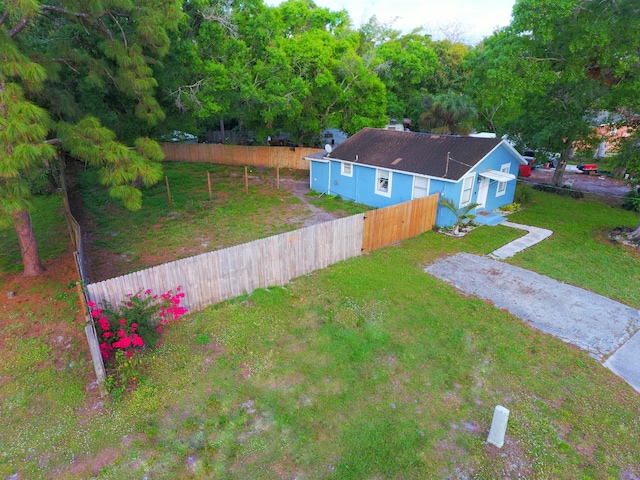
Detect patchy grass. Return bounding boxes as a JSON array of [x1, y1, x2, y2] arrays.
[[306, 191, 371, 216], [2, 188, 640, 478], [77, 163, 315, 280]]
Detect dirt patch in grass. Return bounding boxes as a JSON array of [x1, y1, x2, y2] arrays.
[[0, 246, 103, 398], [55, 447, 124, 478], [608, 226, 640, 254], [0, 245, 80, 331]]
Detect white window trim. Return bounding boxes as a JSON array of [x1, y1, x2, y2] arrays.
[[460, 174, 475, 207], [341, 161, 353, 177], [412, 176, 430, 199], [375, 168, 392, 197], [496, 163, 510, 197]]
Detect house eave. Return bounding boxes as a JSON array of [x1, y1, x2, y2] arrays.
[[326, 157, 460, 183]]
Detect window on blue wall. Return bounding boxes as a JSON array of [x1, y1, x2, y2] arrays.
[[341, 162, 353, 177], [460, 175, 475, 206], [376, 169, 392, 197], [496, 163, 510, 197], [413, 176, 429, 198]]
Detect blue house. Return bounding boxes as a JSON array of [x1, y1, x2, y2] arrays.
[[305, 128, 527, 227]]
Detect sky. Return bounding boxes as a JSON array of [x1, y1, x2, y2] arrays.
[[265, 0, 516, 44]]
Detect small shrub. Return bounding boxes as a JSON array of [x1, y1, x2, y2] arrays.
[[514, 184, 533, 204], [195, 333, 211, 345], [622, 190, 640, 212], [500, 203, 521, 213], [90, 287, 187, 361], [88, 287, 187, 397]]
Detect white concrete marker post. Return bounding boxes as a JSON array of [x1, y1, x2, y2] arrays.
[[487, 405, 510, 448]]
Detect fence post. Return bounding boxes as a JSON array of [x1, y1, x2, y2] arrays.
[[244, 166, 249, 193], [165, 176, 173, 208], [76, 282, 108, 397], [207, 171, 212, 201]]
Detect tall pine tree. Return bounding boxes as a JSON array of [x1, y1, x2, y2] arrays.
[[1, 1, 182, 275]]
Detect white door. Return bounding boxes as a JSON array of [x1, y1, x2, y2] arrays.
[[477, 177, 489, 208]]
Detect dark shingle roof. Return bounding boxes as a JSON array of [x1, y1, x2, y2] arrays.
[[327, 128, 504, 181]]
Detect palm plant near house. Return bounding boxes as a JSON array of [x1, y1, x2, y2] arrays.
[[440, 198, 480, 236]]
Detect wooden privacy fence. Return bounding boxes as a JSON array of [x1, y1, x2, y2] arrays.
[[87, 214, 365, 312], [162, 143, 322, 170], [86, 193, 438, 313], [362, 194, 439, 253], [58, 163, 107, 395]]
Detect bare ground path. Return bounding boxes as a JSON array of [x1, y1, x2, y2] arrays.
[[279, 178, 340, 227]]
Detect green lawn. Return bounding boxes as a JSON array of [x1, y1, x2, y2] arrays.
[[1, 183, 640, 478]]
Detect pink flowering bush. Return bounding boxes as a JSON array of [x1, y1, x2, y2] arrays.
[[88, 287, 187, 362]]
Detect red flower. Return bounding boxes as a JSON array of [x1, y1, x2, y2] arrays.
[[103, 331, 113, 338], [91, 309, 102, 318], [117, 329, 126, 337], [120, 318, 126, 326], [132, 334, 144, 347], [87, 301, 96, 308], [125, 350, 134, 359], [98, 317, 110, 331], [131, 322, 138, 333], [145, 289, 151, 295], [156, 326, 163, 334], [156, 341, 162, 348], [100, 342, 113, 360], [113, 336, 132, 349]]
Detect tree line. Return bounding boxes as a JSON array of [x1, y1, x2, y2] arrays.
[[2, 0, 639, 275]]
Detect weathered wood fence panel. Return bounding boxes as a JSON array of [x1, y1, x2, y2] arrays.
[[59, 163, 107, 394], [162, 143, 321, 170], [362, 194, 438, 253], [86, 214, 365, 313]]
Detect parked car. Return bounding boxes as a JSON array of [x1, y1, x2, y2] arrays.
[[522, 149, 558, 169], [522, 149, 537, 169]]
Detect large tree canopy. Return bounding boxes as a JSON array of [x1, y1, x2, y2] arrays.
[[466, 0, 640, 186], [1, 1, 182, 275], [160, 0, 388, 145]]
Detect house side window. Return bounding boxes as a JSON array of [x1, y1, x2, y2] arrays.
[[413, 176, 429, 198], [460, 175, 475, 206], [376, 168, 392, 197], [341, 162, 353, 177], [496, 163, 510, 197]]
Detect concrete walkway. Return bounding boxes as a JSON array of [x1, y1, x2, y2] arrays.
[[489, 221, 553, 259], [426, 220, 640, 392]]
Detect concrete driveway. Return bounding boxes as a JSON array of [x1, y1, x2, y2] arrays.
[[425, 253, 640, 392]]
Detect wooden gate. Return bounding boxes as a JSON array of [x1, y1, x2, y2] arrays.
[[362, 194, 439, 253]]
